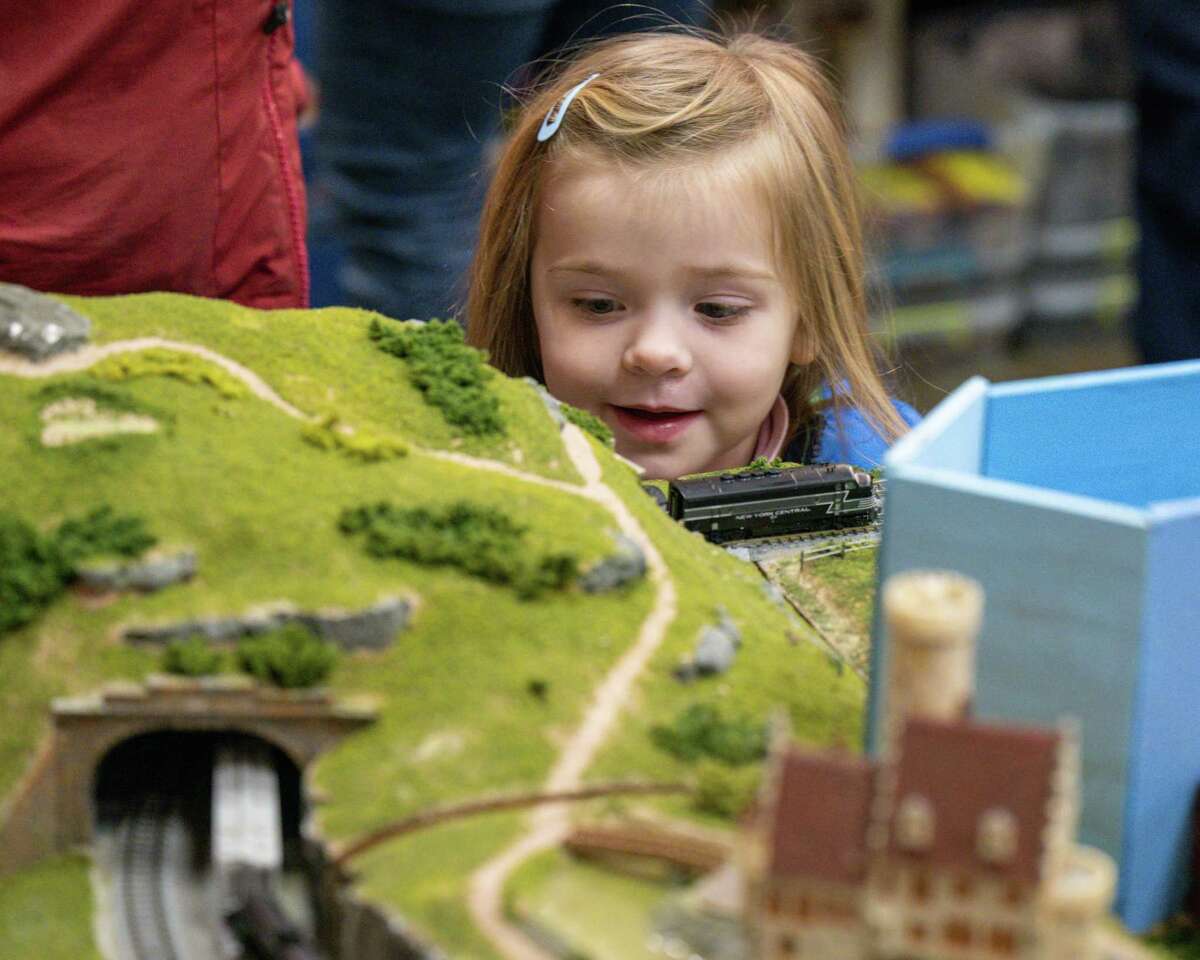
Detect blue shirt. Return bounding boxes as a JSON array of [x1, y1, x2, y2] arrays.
[[784, 398, 921, 469]]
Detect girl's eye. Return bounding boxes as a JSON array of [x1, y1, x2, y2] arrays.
[[571, 298, 621, 316], [696, 302, 747, 322]]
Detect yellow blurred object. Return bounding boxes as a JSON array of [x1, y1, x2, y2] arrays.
[[858, 164, 943, 215], [858, 150, 1028, 215], [922, 150, 1028, 205]]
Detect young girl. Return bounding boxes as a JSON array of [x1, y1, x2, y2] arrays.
[[466, 30, 918, 480]]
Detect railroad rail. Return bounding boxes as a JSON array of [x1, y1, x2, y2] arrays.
[[119, 796, 181, 960], [724, 524, 881, 563], [334, 781, 691, 868]]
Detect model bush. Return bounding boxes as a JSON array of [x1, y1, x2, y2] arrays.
[[560, 403, 614, 447], [0, 507, 156, 634], [368, 319, 503, 435], [235, 623, 337, 689], [649, 702, 767, 766], [0, 514, 68, 633], [302, 414, 409, 462], [92, 348, 248, 399], [162, 636, 224, 677], [692, 760, 761, 819], [52, 505, 157, 566], [339, 500, 578, 599]]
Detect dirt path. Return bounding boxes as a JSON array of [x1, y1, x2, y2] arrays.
[[0, 337, 311, 420], [467, 426, 677, 960], [4, 337, 595, 491]]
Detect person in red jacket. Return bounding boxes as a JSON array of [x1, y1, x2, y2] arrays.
[[0, 0, 310, 310]]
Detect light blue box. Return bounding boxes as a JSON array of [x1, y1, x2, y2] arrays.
[[867, 360, 1200, 932]]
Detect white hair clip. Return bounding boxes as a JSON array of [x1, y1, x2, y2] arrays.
[[537, 72, 600, 143]]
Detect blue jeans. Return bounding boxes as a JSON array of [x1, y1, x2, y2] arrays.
[[1130, 0, 1200, 362], [315, 1, 706, 321]]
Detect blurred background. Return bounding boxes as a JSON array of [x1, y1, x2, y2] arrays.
[[293, 0, 1140, 413]]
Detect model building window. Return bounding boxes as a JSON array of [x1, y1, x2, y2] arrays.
[[795, 894, 809, 918], [953, 873, 974, 898], [1003, 880, 1024, 906], [896, 794, 935, 850], [907, 921, 927, 943], [767, 889, 781, 914], [944, 919, 972, 947], [990, 927, 1017, 954], [977, 807, 1018, 864], [911, 869, 932, 902], [777, 933, 796, 956]]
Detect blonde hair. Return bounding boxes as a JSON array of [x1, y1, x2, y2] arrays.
[[466, 29, 908, 450]]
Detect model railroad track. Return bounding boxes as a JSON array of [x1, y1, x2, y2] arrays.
[[119, 795, 182, 960], [723, 523, 881, 562]]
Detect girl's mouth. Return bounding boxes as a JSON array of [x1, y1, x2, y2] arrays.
[[609, 405, 701, 444]]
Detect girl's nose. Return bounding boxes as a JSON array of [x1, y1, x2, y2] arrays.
[[621, 314, 692, 377]]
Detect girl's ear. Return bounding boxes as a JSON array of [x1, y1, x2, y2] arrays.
[[789, 322, 816, 366]]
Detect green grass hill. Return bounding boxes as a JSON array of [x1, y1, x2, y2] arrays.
[[0, 292, 864, 959]]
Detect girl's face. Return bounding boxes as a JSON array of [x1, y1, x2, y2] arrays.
[[531, 159, 811, 480]]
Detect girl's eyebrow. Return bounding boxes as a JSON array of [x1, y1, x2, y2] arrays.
[[546, 260, 616, 276], [546, 260, 776, 282], [685, 264, 777, 282]]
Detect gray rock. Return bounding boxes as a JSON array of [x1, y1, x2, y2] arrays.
[[296, 597, 411, 650], [0, 282, 91, 360], [523, 377, 565, 428], [578, 532, 647, 593], [196, 617, 244, 642], [240, 605, 297, 635], [122, 596, 410, 651], [693, 626, 738, 676], [676, 609, 742, 680], [124, 622, 194, 645], [78, 550, 197, 593]]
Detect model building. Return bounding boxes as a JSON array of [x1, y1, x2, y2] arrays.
[[743, 571, 1120, 960]]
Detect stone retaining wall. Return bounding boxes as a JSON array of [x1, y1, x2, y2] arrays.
[[303, 830, 446, 960]]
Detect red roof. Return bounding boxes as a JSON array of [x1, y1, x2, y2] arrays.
[[769, 747, 877, 885], [885, 717, 1062, 885]]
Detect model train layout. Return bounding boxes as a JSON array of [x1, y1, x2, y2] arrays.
[[649, 463, 880, 544]]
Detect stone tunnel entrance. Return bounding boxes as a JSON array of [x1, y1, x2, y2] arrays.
[[93, 730, 305, 852], [0, 676, 374, 876], [92, 731, 317, 960]]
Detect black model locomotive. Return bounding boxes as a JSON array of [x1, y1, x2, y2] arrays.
[[661, 463, 878, 544]]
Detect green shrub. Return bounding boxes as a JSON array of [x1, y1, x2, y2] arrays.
[[339, 500, 577, 599], [649, 703, 767, 766], [560, 403, 614, 447], [162, 636, 224, 677], [526, 678, 549, 701], [91, 348, 247, 399], [0, 514, 68, 633], [235, 623, 337, 689], [0, 507, 156, 634], [52, 506, 156, 567], [692, 760, 761, 819], [302, 415, 408, 462], [368, 319, 503, 435]]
